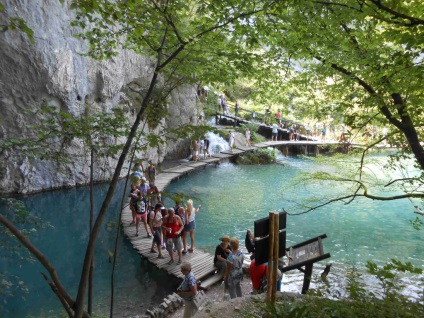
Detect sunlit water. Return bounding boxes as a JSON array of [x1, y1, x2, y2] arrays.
[[162, 152, 424, 299], [1, 152, 423, 317]]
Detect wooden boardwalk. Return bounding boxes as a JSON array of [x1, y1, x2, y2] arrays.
[[121, 138, 355, 287], [121, 203, 221, 284], [121, 156, 229, 287]]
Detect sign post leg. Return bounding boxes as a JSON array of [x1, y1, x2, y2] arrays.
[[266, 212, 275, 301], [301, 263, 314, 294]]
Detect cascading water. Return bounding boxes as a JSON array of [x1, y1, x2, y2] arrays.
[[205, 131, 230, 155]]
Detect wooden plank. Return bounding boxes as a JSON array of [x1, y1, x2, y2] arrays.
[[121, 144, 335, 290], [192, 264, 216, 280], [200, 272, 223, 289]]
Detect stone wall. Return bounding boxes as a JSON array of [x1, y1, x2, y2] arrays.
[[0, 0, 202, 194]]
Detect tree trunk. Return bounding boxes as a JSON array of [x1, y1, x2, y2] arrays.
[[73, 69, 160, 318], [88, 147, 95, 315]]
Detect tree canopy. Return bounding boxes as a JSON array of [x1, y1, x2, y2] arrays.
[[2, 1, 424, 317], [224, 0, 424, 205]]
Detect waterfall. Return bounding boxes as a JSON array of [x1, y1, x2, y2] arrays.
[[206, 116, 216, 126], [206, 132, 230, 155]]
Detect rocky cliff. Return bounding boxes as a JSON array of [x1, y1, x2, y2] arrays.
[[0, 0, 202, 194]]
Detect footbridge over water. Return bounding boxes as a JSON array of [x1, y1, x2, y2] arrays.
[[121, 138, 358, 295]]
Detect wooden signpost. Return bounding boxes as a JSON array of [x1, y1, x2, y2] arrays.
[[281, 234, 331, 294], [254, 211, 286, 302], [252, 211, 331, 302]]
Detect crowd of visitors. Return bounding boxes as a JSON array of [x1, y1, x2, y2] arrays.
[[216, 94, 388, 145], [129, 162, 277, 317], [129, 165, 206, 268], [191, 135, 211, 161], [127, 104, 390, 316]]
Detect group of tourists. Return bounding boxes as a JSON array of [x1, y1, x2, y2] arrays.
[[129, 164, 202, 263], [129, 162, 159, 237], [212, 229, 293, 301], [192, 135, 211, 161], [129, 163, 205, 317], [213, 235, 244, 298], [129, 161, 295, 317]]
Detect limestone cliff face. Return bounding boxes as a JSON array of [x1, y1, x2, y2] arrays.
[[0, 0, 201, 194]]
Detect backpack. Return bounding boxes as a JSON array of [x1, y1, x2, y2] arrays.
[[136, 199, 146, 214]]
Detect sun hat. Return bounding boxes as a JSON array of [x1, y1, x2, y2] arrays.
[[141, 177, 147, 182], [219, 235, 230, 242]]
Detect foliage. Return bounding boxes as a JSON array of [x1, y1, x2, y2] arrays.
[[244, 1, 424, 174], [205, 90, 219, 114], [0, 4, 34, 43], [266, 261, 423, 318], [236, 148, 276, 164], [38, 1, 273, 316], [285, 148, 424, 216]]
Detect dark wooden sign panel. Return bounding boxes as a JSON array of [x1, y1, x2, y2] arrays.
[[254, 212, 286, 237], [255, 231, 286, 266]]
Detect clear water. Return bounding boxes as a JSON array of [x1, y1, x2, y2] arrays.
[[163, 153, 424, 298], [1, 153, 423, 317], [0, 182, 178, 318]]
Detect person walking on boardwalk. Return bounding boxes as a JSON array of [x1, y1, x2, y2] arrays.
[[245, 128, 251, 146], [203, 135, 210, 158], [138, 177, 150, 196], [147, 185, 161, 215], [147, 162, 156, 186], [321, 124, 327, 141], [199, 137, 204, 159], [214, 235, 232, 273], [129, 183, 141, 225], [289, 124, 294, 141], [134, 191, 151, 237], [272, 123, 278, 141], [305, 123, 311, 140], [229, 130, 235, 153], [182, 199, 201, 254], [149, 203, 165, 258], [130, 162, 144, 185], [192, 140, 200, 161], [224, 237, 244, 299], [162, 208, 184, 265], [177, 261, 198, 318]]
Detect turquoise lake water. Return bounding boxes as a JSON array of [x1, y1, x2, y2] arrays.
[[1, 153, 423, 317], [0, 182, 178, 318], [162, 154, 424, 298]]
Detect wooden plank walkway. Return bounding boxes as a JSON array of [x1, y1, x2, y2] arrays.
[[121, 157, 225, 286], [121, 137, 356, 287], [121, 206, 218, 281]]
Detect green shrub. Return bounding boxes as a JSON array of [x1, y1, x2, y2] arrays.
[[236, 148, 276, 164], [266, 260, 423, 318]]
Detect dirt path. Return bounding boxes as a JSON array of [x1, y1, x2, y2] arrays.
[[167, 277, 261, 318]]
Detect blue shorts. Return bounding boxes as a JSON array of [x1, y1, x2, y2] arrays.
[[184, 221, 196, 232]]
